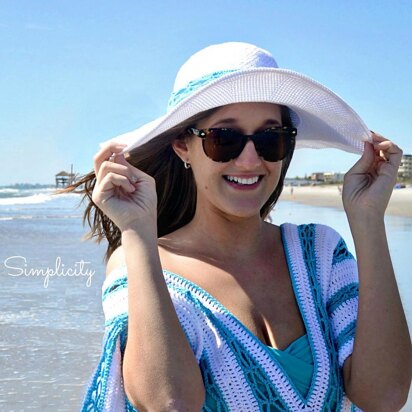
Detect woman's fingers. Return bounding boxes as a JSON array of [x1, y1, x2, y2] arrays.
[[100, 173, 135, 193], [94, 142, 146, 187], [371, 133, 403, 168], [92, 173, 135, 206], [93, 142, 127, 177], [93, 143, 154, 195], [346, 131, 403, 178], [96, 158, 136, 186], [346, 140, 375, 175], [113, 152, 149, 182]]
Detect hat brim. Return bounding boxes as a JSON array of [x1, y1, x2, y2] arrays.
[[100, 68, 371, 155]]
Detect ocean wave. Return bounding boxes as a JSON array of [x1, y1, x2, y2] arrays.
[[0, 191, 81, 206], [0, 188, 19, 194], [0, 193, 53, 205], [0, 214, 82, 221]]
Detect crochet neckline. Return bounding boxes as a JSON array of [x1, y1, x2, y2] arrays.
[[162, 223, 323, 407]]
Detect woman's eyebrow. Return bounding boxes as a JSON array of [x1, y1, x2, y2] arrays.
[[209, 118, 237, 127], [210, 118, 282, 128], [264, 119, 282, 126]]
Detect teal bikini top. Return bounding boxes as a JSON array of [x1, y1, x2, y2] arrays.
[[266, 333, 314, 398]]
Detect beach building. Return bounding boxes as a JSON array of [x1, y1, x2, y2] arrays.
[[311, 172, 345, 183], [323, 172, 345, 183], [55, 164, 77, 188], [55, 170, 76, 188], [311, 172, 325, 182], [398, 154, 412, 179]]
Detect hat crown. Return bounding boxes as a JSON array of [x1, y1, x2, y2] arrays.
[[172, 42, 279, 93]]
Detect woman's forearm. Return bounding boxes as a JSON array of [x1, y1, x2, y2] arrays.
[[121, 223, 205, 411], [346, 214, 411, 411]]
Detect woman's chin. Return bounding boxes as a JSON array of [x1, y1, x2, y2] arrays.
[[218, 202, 265, 220]]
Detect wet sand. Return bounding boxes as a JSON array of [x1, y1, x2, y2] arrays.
[[280, 185, 412, 218]]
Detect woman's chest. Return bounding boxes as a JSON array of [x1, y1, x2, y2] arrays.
[[163, 255, 306, 351], [195, 269, 306, 350]]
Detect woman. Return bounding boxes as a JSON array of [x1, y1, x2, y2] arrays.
[[66, 43, 411, 411]]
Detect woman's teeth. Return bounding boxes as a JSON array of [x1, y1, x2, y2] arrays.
[[225, 176, 260, 185]]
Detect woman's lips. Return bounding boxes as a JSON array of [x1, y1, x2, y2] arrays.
[[223, 175, 263, 190]]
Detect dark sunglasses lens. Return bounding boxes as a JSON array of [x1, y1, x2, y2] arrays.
[[203, 129, 244, 162], [254, 130, 294, 161]]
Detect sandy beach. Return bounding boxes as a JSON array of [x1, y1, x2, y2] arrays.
[[280, 185, 412, 218]]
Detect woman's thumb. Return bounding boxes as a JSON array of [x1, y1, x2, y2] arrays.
[[347, 141, 375, 175]]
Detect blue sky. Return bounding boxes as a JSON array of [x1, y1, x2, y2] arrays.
[[1, 0, 411, 185]]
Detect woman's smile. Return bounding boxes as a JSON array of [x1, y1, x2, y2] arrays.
[[223, 174, 264, 190]]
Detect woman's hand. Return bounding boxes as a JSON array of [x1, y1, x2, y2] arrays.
[[342, 132, 403, 221], [92, 142, 158, 232]]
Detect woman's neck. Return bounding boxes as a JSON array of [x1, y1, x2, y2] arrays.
[[176, 205, 275, 262]]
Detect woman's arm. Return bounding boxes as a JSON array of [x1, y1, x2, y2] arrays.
[[342, 134, 412, 411], [92, 142, 205, 411], [120, 223, 205, 412]]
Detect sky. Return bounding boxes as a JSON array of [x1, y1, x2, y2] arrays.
[[0, 0, 411, 185]]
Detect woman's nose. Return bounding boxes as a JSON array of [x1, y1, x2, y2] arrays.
[[233, 140, 262, 168]]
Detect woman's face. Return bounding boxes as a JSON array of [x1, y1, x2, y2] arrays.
[[178, 102, 285, 219]]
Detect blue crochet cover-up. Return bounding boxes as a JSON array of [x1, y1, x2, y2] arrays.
[[81, 223, 362, 411]]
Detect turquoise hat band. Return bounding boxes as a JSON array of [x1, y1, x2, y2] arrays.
[[167, 69, 237, 110]]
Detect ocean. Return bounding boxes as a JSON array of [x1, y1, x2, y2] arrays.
[[0, 187, 411, 411]]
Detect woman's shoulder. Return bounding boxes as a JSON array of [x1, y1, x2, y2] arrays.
[[104, 241, 192, 289], [106, 245, 126, 278]]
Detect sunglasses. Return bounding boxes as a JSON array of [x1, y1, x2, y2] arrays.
[[187, 126, 297, 162]]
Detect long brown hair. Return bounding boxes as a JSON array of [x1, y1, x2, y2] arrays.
[[56, 105, 295, 263]]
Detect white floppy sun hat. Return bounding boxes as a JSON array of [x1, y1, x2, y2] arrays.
[[101, 42, 371, 154]]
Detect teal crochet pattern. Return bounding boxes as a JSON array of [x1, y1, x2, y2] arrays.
[[81, 223, 362, 411], [167, 69, 237, 110]]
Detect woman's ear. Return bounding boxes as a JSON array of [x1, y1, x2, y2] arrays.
[[172, 138, 190, 163]]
